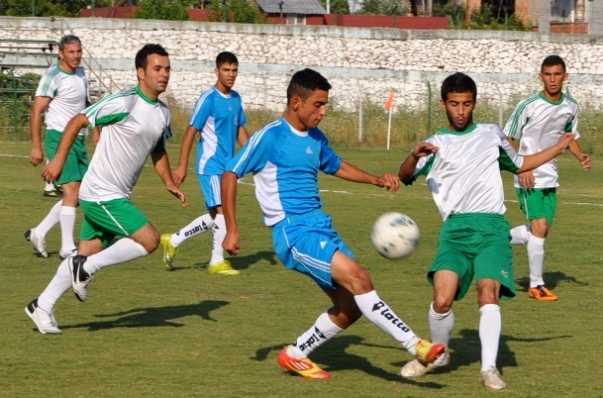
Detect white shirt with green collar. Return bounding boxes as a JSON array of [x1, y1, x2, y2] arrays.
[[79, 86, 172, 202], [504, 92, 579, 188]]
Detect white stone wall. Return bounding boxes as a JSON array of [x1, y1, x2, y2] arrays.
[[1, 17, 602, 112]]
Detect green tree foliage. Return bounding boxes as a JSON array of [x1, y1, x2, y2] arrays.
[[136, 0, 188, 20], [319, 0, 350, 14], [0, 0, 111, 17], [207, 0, 265, 23], [360, 0, 407, 15]]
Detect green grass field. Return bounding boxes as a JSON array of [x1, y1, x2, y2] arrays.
[[1, 142, 602, 397]]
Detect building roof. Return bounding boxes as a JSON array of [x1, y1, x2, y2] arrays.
[[256, 0, 327, 15]]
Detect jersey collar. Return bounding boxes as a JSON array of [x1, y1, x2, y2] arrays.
[[135, 85, 158, 105], [539, 91, 564, 105], [282, 117, 309, 137], [436, 122, 477, 135], [214, 86, 232, 99]]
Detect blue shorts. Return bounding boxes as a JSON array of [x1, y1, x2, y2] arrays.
[[272, 210, 354, 290], [197, 174, 222, 209]]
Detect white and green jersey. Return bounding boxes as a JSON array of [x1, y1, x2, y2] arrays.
[[504, 92, 579, 188], [409, 123, 523, 221], [79, 86, 172, 202], [35, 64, 88, 135]]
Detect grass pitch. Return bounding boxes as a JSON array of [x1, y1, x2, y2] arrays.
[[1, 142, 602, 397]]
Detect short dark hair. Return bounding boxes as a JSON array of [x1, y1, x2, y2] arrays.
[[135, 44, 169, 70], [441, 72, 477, 101], [541, 55, 566, 72], [58, 34, 81, 50], [286, 68, 332, 103], [216, 51, 238, 68]]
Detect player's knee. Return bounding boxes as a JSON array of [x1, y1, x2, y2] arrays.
[[433, 294, 453, 313], [137, 228, 160, 253], [477, 283, 499, 306], [348, 266, 373, 294], [531, 219, 549, 237]]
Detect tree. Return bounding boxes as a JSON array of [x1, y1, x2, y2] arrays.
[[0, 0, 112, 17], [207, 0, 265, 23], [136, 0, 188, 20], [319, 0, 350, 14], [360, 0, 407, 16]]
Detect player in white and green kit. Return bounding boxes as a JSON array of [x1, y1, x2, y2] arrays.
[[26, 35, 89, 259], [504, 55, 591, 302], [25, 44, 185, 334], [397, 73, 573, 390]]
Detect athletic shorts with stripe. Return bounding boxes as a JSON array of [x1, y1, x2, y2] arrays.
[[272, 210, 354, 290], [79, 199, 148, 247], [197, 174, 222, 209]]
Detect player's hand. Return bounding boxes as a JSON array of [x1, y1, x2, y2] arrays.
[[518, 170, 535, 188], [557, 133, 574, 150], [376, 172, 400, 192], [166, 184, 187, 207], [412, 142, 438, 158], [223, 230, 240, 255], [30, 147, 44, 166], [41, 159, 63, 182], [577, 152, 592, 171], [173, 165, 187, 186]]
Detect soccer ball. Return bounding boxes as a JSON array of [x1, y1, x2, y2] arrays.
[[371, 212, 420, 259]]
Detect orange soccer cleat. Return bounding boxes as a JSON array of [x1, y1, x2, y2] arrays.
[[277, 347, 331, 379], [529, 286, 558, 301], [415, 339, 447, 365]]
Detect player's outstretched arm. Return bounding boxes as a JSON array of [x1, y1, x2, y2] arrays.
[[519, 133, 574, 173], [29, 96, 51, 166], [398, 142, 438, 185], [237, 126, 250, 147], [42, 113, 89, 182], [334, 161, 400, 192], [151, 147, 186, 206], [221, 172, 240, 255], [568, 140, 592, 171], [173, 125, 198, 186]]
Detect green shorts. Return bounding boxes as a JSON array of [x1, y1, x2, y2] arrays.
[[80, 199, 148, 247], [428, 213, 515, 300], [44, 129, 88, 185], [515, 188, 557, 225]]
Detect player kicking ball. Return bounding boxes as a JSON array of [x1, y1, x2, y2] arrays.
[[25, 44, 185, 334], [398, 73, 573, 390], [221, 68, 445, 379]]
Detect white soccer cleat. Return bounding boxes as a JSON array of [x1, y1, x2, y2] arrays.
[[400, 351, 450, 378], [24, 228, 48, 258], [480, 367, 506, 390], [69, 255, 93, 302], [24, 299, 61, 334]]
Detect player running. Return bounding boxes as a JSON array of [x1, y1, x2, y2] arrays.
[[26, 35, 89, 259], [160, 51, 248, 275], [25, 44, 185, 334], [505, 55, 591, 301], [398, 72, 573, 390], [221, 68, 446, 380]]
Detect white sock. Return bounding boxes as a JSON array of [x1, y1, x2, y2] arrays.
[[527, 234, 545, 288], [289, 312, 343, 358], [35, 200, 63, 237], [428, 302, 454, 347], [83, 238, 148, 274], [210, 214, 226, 265], [44, 181, 55, 191], [510, 224, 529, 245], [171, 214, 214, 247], [37, 259, 71, 313], [479, 304, 501, 371], [354, 290, 419, 354], [59, 206, 77, 253]]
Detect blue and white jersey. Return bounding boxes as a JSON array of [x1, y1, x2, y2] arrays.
[[191, 87, 247, 175], [227, 118, 342, 226]]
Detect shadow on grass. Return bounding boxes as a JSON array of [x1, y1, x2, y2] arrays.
[[183, 250, 277, 271], [61, 300, 229, 331], [252, 335, 445, 388], [516, 271, 588, 292]]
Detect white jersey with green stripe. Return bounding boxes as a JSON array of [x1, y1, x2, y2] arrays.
[[79, 86, 172, 202], [503, 92, 579, 188], [410, 123, 523, 221], [35, 64, 88, 135]]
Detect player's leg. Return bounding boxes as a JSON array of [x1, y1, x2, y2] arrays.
[[25, 199, 63, 258], [58, 181, 80, 258], [206, 175, 238, 275]]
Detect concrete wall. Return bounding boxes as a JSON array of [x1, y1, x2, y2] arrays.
[[1, 16, 602, 113]]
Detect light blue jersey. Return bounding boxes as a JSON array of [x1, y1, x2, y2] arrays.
[[227, 117, 342, 226], [191, 87, 247, 175]]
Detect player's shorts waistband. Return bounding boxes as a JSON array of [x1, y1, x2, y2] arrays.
[[447, 212, 505, 220], [275, 209, 328, 227]]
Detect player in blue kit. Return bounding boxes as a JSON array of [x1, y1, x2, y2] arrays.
[[161, 52, 249, 274], [220, 68, 445, 379]]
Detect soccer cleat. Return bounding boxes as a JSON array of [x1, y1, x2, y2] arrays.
[[481, 367, 506, 390], [24, 228, 48, 258], [24, 299, 61, 334], [529, 285, 558, 301], [277, 347, 331, 379], [160, 233, 177, 270], [401, 351, 450, 378], [414, 338, 447, 365], [69, 255, 93, 302], [43, 188, 60, 197], [208, 260, 240, 276]]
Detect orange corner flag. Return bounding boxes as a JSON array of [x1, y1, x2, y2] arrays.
[[384, 90, 395, 111]]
